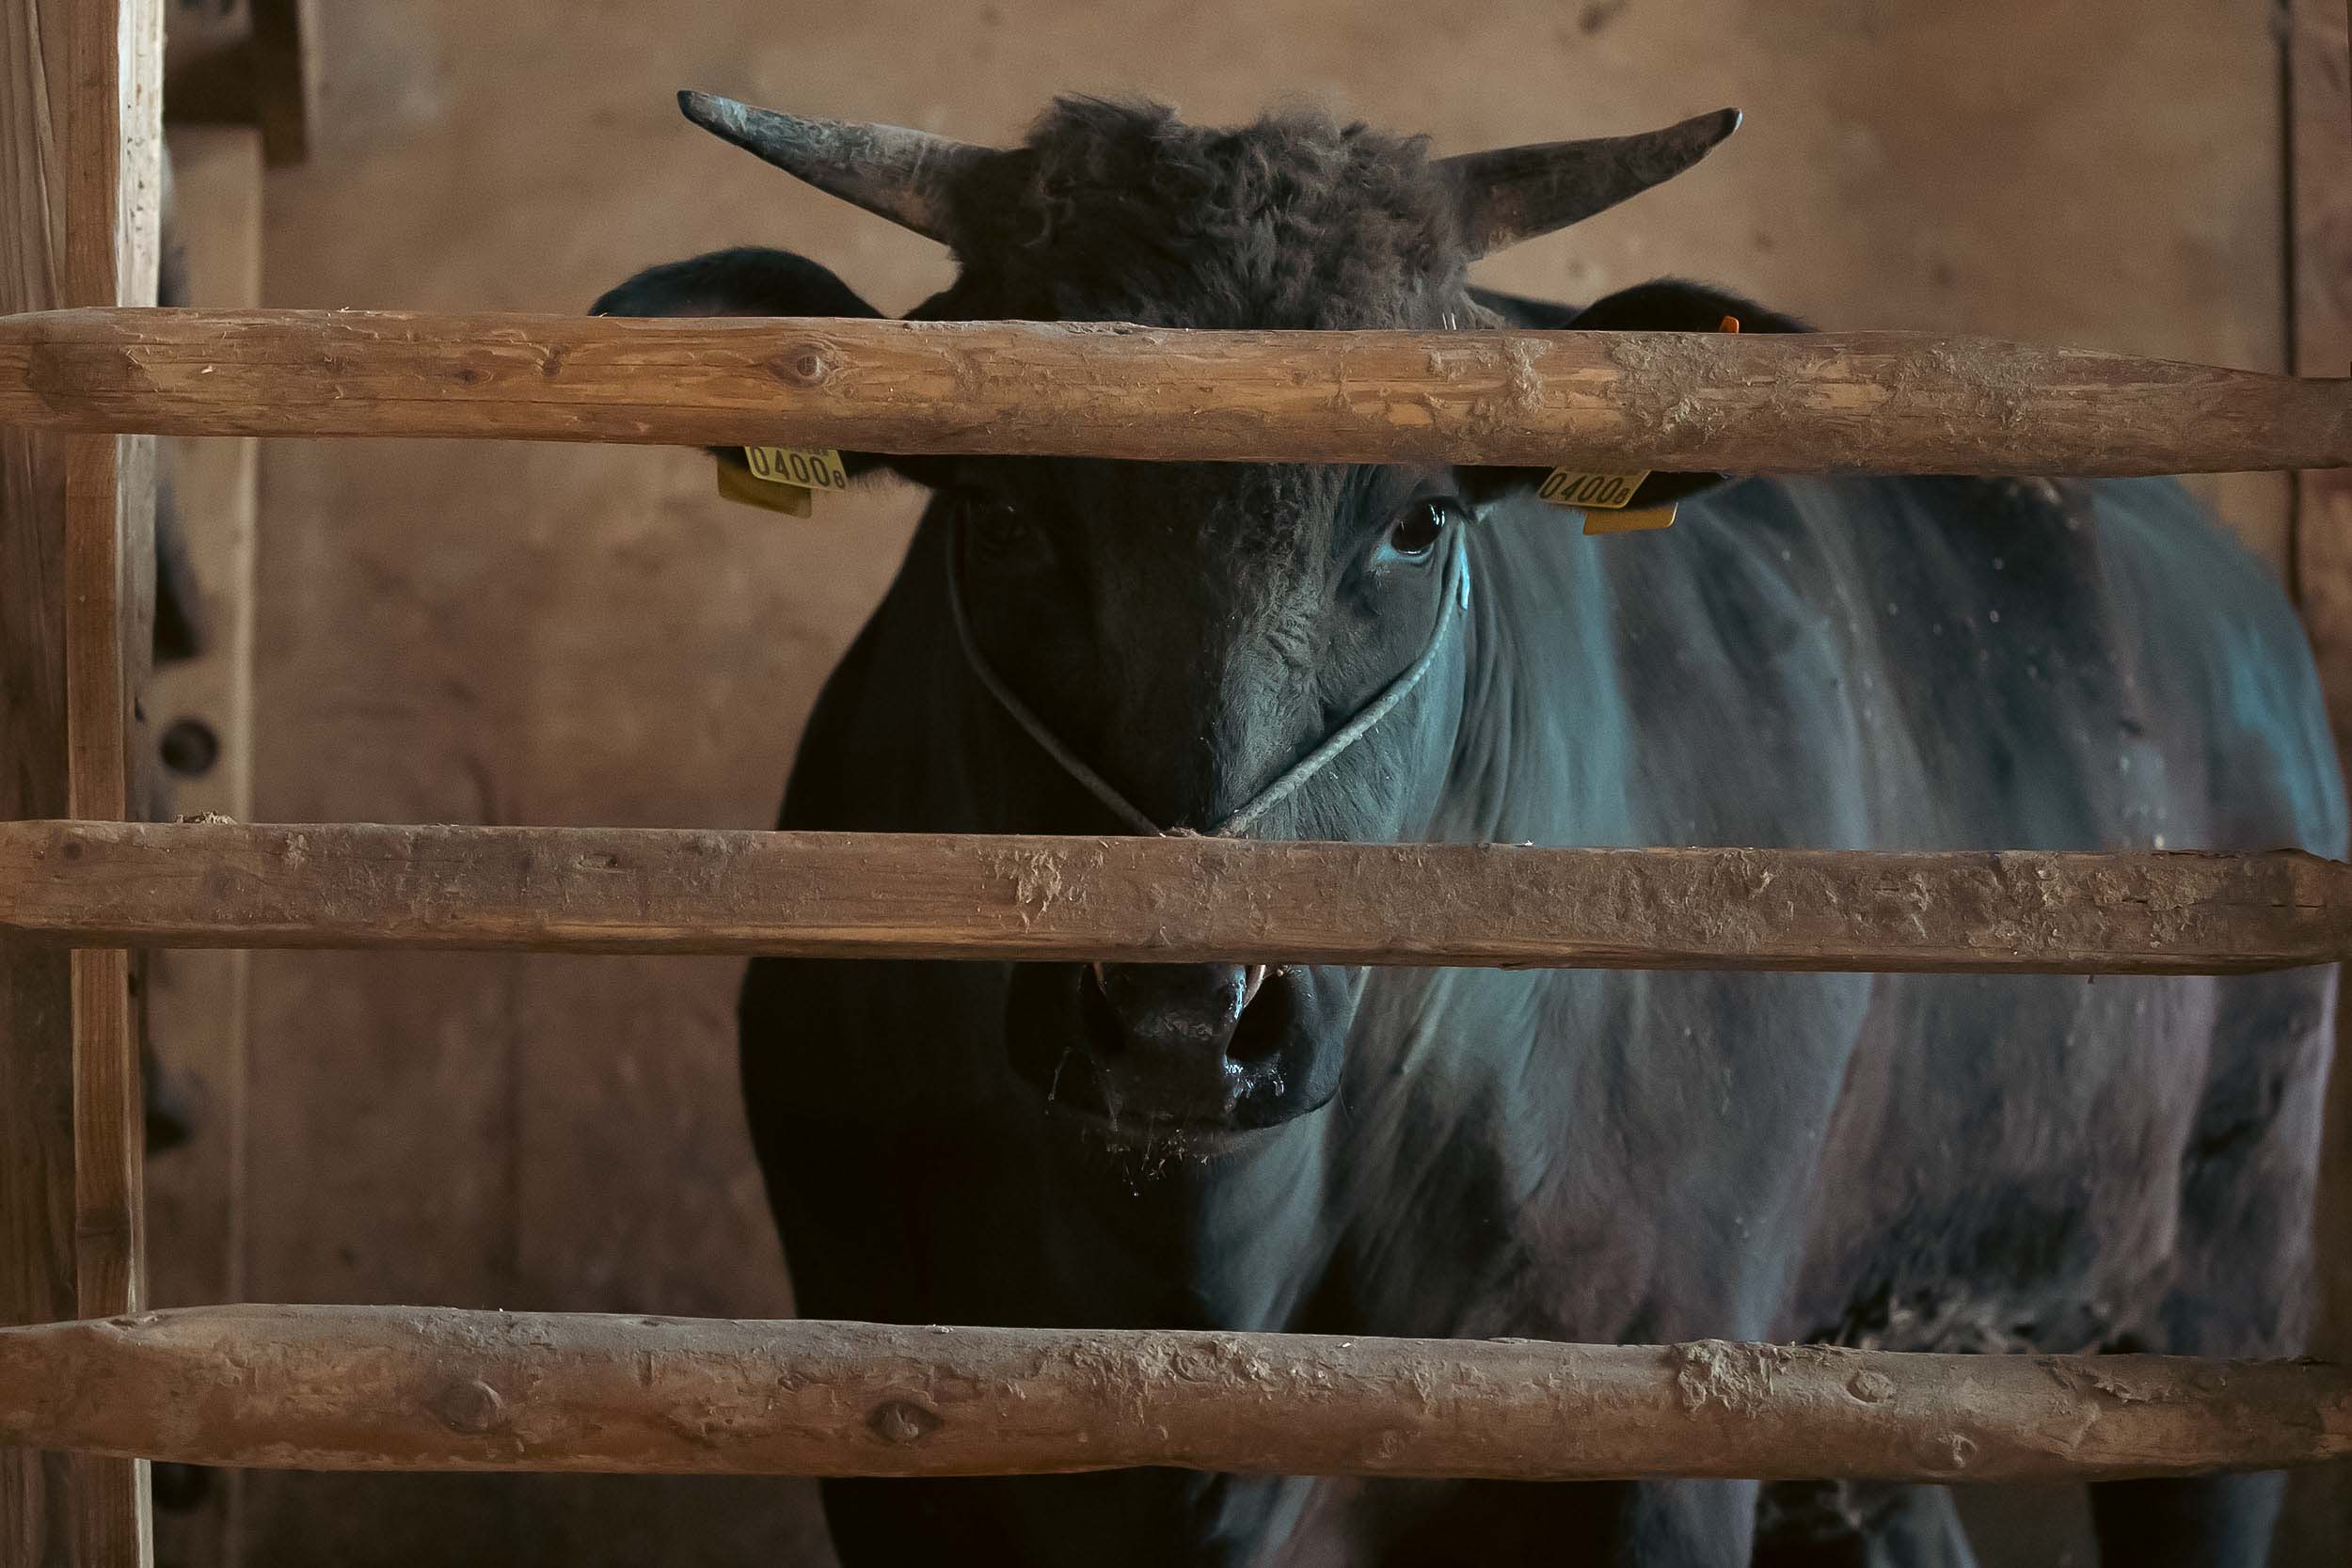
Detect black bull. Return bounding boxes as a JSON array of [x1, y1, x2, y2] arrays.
[[600, 93, 2348, 1567]]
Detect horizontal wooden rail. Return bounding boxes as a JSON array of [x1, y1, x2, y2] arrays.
[[0, 819, 2346, 972], [1, 1305, 2344, 1481], [2, 309, 2347, 473]]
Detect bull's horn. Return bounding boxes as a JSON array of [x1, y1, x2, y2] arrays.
[[1439, 108, 1742, 257], [676, 90, 993, 245]]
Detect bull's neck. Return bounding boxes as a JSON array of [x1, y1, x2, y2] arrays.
[[1435, 509, 1627, 847]]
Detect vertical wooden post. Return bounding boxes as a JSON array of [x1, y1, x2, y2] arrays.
[[0, 5, 78, 1562], [0, 3, 164, 1566]]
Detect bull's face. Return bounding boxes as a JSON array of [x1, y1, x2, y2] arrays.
[[600, 92, 1746, 1142], [972, 453, 1471, 1136]]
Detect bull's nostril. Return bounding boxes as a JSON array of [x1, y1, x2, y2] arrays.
[[1093, 960, 1265, 1015]]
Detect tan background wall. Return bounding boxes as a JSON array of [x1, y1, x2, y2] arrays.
[[142, 1, 2310, 1562]]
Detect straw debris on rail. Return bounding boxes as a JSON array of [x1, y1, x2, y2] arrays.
[[1, 819, 2348, 974], [0, 1305, 2345, 1481], [2, 308, 2349, 473]]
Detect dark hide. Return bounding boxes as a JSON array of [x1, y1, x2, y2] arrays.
[[601, 99, 2346, 1567]]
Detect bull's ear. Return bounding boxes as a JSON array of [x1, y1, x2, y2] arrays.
[[591, 246, 952, 488], [1462, 278, 1807, 512]]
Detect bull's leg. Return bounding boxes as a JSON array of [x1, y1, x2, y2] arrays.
[[1623, 1481, 1762, 1565], [1374, 1478, 1757, 1566], [2086, 967, 2335, 1568]]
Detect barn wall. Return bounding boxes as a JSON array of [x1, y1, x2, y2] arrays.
[[222, 1, 2294, 1562]]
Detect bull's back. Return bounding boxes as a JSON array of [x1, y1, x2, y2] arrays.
[[1435, 475, 2345, 1355], [1472, 473, 2343, 858]]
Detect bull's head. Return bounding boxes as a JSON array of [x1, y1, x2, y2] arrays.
[[600, 94, 1779, 1143]]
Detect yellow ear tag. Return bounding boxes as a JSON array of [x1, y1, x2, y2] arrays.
[[1537, 468, 1650, 511], [743, 445, 850, 493], [714, 446, 850, 518], [1582, 502, 1678, 535], [715, 460, 814, 517]]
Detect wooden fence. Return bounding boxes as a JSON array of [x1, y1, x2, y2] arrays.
[[1, 307, 2347, 472], [4, 1307, 2348, 1484], [6, 5, 2352, 1564]]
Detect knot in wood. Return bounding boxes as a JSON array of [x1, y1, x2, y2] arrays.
[[866, 1399, 942, 1445], [429, 1377, 508, 1435], [1846, 1370, 1896, 1403], [772, 348, 830, 387]]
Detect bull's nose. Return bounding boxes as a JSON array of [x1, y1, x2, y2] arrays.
[[1089, 962, 1265, 1049], [1082, 961, 1273, 1122]]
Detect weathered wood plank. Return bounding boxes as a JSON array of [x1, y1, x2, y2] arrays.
[[0, 1305, 2344, 1483], [0, 4, 79, 1561], [0, 309, 2345, 473], [0, 820, 2344, 974], [57, 3, 163, 1564]]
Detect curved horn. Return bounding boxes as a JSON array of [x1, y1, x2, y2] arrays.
[[1439, 108, 1742, 257], [677, 90, 993, 245]]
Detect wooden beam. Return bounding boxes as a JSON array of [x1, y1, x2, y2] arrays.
[[0, 820, 2344, 974], [57, 4, 163, 1566], [1, 309, 2347, 473], [0, 1306, 2344, 1483]]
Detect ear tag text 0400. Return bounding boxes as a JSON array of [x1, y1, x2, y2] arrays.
[[714, 446, 850, 518], [1537, 469, 1676, 532], [1536, 468, 1649, 511]]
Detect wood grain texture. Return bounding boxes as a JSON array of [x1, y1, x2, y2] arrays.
[[0, 819, 2345, 974], [1, 4, 79, 1562], [0, 309, 2344, 473], [56, 3, 163, 1563], [0, 1306, 2344, 1484]]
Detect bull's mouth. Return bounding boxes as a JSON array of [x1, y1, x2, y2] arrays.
[[1037, 1098, 1283, 1159], [1004, 961, 1346, 1138]]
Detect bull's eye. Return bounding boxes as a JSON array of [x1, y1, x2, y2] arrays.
[[1382, 499, 1454, 562], [963, 493, 1052, 568]]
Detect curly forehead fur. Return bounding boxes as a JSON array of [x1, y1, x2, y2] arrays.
[[933, 98, 1474, 330]]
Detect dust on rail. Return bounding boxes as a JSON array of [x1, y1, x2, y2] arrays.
[[2, 309, 2347, 472], [2, 1305, 2345, 1481], [2, 819, 2347, 973]]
